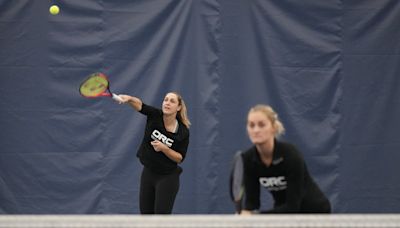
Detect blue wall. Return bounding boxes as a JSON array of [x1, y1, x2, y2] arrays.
[[1, 0, 400, 214]]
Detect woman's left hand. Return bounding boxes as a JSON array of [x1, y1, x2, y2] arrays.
[[150, 140, 168, 152]]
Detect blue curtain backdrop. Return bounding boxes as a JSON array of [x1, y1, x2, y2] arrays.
[[0, 0, 399, 214]]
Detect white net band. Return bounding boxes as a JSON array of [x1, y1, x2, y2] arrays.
[[1, 214, 400, 228]]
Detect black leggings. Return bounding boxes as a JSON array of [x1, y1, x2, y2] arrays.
[[139, 167, 181, 214]]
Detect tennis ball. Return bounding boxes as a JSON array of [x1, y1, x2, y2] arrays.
[[49, 5, 60, 15]]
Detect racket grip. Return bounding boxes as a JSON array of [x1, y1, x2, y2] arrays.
[[112, 93, 123, 103]]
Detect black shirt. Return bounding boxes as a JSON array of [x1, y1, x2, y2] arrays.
[[137, 103, 190, 174], [242, 140, 330, 213]]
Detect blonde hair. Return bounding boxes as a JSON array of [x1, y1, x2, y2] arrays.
[[171, 92, 191, 129], [248, 104, 285, 137]]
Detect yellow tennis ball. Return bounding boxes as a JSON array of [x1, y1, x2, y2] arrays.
[[49, 5, 60, 15]]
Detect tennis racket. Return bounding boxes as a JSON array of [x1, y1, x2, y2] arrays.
[[79, 72, 123, 102], [229, 150, 245, 213]]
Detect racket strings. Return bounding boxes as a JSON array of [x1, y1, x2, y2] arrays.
[[80, 74, 110, 97]]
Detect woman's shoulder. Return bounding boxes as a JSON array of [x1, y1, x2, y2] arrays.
[[276, 140, 297, 151], [276, 140, 303, 162], [177, 121, 190, 137], [140, 103, 162, 116], [241, 146, 257, 160], [181, 124, 190, 136]]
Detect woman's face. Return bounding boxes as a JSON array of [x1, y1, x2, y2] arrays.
[[162, 93, 181, 115], [247, 111, 276, 145]]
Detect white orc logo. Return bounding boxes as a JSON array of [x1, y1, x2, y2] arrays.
[[151, 130, 174, 147], [259, 176, 287, 191]]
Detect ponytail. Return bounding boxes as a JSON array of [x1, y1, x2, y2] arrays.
[[172, 92, 191, 129]]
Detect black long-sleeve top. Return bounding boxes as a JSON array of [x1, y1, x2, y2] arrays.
[[242, 140, 330, 213], [136, 103, 189, 174]]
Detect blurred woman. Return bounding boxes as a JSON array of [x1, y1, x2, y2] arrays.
[[240, 104, 330, 214]]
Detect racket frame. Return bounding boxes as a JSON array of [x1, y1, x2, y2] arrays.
[[79, 72, 123, 102], [230, 150, 245, 213]]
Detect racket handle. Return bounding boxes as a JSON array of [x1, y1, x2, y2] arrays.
[[112, 93, 123, 103]]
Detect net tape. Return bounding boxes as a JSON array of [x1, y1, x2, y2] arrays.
[[1, 215, 400, 228]]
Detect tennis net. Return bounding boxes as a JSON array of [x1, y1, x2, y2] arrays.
[[1, 214, 400, 228]]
